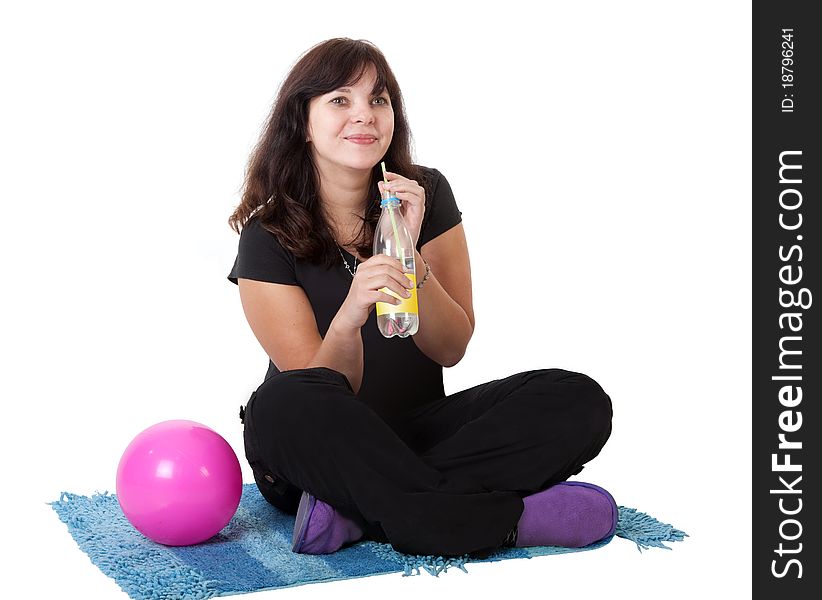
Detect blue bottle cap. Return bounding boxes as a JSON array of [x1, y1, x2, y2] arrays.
[[380, 196, 401, 208]]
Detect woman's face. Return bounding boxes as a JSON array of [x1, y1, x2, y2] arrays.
[[306, 64, 394, 176]]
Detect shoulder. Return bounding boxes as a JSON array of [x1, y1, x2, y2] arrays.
[[228, 214, 298, 286], [240, 216, 292, 255], [241, 214, 271, 236], [414, 166, 462, 249], [413, 164, 445, 186], [412, 165, 457, 204], [412, 165, 452, 202]]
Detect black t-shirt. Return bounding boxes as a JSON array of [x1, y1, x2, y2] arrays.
[[228, 166, 462, 428]]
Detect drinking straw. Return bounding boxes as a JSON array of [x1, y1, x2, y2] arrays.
[[381, 161, 402, 255]]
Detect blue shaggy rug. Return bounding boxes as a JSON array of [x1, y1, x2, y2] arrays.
[[51, 483, 686, 600]]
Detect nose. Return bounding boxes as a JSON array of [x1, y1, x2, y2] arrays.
[[350, 103, 376, 124]]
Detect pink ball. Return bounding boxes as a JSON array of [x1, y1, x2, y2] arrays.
[[116, 420, 242, 546]]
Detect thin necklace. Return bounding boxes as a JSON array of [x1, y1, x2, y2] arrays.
[[329, 224, 358, 277], [336, 245, 358, 277]]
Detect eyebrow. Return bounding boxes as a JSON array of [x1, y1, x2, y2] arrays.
[[332, 87, 386, 95]]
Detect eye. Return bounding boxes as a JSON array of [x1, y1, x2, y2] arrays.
[[373, 96, 389, 105], [330, 97, 347, 105]]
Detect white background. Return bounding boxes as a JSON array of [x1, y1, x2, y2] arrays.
[[1, 1, 751, 598]]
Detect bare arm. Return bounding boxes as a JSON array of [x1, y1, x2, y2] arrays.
[[306, 317, 364, 393], [412, 223, 475, 367], [237, 254, 409, 394], [237, 280, 364, 393]]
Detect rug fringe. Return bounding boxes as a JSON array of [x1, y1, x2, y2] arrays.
[[51, 490, 222, 599], [615, 506, 688, 552], [400, 553, 470, 577], [374, 505, 686, 577], [53, 490, 115, 505]]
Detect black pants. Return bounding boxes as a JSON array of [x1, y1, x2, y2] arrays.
[[241, 366, 612, 558]]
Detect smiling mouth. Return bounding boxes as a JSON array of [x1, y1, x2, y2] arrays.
[[345, 137, 377, 144]]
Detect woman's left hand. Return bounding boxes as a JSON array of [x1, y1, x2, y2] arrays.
[[378, 171, 425, 249]]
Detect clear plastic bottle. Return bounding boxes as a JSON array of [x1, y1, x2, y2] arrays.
[[373, 191, 419, 338]]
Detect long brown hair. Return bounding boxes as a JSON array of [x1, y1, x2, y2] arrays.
[[227, 38, 426, 268]]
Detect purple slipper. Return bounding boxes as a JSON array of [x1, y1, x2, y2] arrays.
[[291, 491, 365, 554], [514, 481, 618, 548]]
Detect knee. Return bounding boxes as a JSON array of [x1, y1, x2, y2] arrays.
[[251, 368, 356, 434], [534, 369, 613, 439], [568, 372, 612, 441]]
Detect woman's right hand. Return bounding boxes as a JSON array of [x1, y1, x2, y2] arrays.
[[336, 254, 415, 330]]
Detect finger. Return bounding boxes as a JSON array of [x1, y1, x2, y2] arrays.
[[383, 173, 420, 192], [383, 170, 415, 182], [362, 256, 411, 278], [389, 271, 415, 292], [389, 189, 424, 204], [371, 271, 414, 295], [375, 290, 403, 305], [383, 178, 419, 191], [378, 179, 400, 190], [374, 254, 410, 272], [377, 279, 413, 300], [385, 186, 424, 204], [384, 185, 420, 197], [383, 182, 422, 198]]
